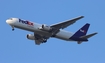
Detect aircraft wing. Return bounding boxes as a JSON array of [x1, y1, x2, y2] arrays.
[[34, 32, 50, 45], [51, 16, 84, 29]]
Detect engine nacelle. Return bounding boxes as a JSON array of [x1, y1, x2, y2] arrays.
[[27, 34, 35, 40], [39, 24, 52, 31]]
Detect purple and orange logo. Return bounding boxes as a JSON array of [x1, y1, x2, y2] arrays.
[[19, 19, 34, 26]]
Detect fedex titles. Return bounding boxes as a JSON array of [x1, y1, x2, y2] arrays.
[[19, 19, 34, 26]]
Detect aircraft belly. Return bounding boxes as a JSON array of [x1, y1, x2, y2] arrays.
[[14, 24, 51, 36], [13, 22, 75, 41], [14, 24, 36, 32]]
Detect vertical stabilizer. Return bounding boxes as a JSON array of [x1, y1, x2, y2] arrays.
[[72, 23, 90, 37]]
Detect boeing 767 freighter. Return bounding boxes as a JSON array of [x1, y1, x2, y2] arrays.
[[6, 16, 97, 45]]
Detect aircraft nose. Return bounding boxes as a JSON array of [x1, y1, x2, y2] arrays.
[[6, 18, 18, 25], [6, 20, 13, 25]]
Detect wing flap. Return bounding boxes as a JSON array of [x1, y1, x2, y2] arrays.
[[35, 40, 41, 45]]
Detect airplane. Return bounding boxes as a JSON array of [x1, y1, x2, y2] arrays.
[[6, 16, 97, 45]]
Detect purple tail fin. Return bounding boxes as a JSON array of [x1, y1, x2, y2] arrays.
[[72, 23, 90, 37]]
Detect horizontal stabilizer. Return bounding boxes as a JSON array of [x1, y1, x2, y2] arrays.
[[80, 32, 98, 39]]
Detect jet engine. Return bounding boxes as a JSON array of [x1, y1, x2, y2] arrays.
[[39, 24, 52, 31], [27, 34, 35, 40]]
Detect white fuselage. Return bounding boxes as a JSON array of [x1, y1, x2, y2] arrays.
[[6, 18, 74, 41]]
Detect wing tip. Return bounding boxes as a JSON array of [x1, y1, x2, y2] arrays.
[[80, 16, 84, 18], [94, 32, 98, 35]]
